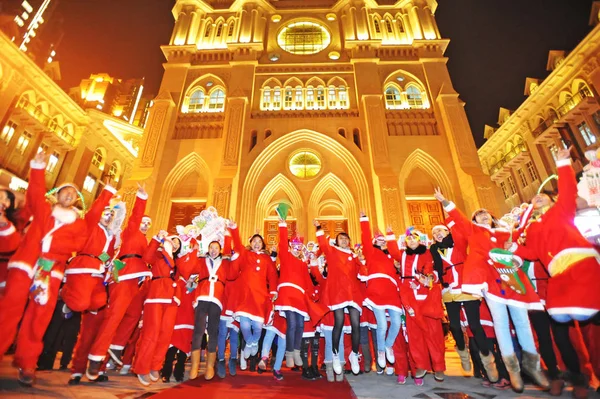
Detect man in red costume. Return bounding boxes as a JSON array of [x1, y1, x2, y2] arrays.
[[86, 183, 151, 380], [0, 152, 91, 386]]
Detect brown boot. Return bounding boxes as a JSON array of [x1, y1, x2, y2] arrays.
[[548, 379, 564, 396], [521, 351, 550, 390], [455, 347, 471, 373], [479, 351, 499, 383], [502, 353, 523, 393], [205, 352, 216, 381], [572, 385, 589, 399], [189, 349, 200, 379]]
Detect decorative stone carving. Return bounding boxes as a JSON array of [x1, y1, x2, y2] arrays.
[[212, 184, 231, 217], [140, 106, 167, 167], [223, 100, 245, 166], [382, 185, 401, 233]]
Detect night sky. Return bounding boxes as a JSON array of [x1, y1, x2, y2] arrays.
[[54, 0, 595, 147]]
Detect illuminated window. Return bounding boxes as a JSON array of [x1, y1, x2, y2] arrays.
[[107, 161, 120, 181], [1, 121, 17, 144], [385, 86, 402, 109], [47, 151, 59, 173], [507, 176, 517, 195], [406, 86, 424, 108], [83, 174, 96, 193], [228, 22, 235, 37], [15, 131, 32, 154], [328, 86, 337, 108], [499, 182, 509, 199], [277, 21, 331, 55], [577, 122, 596, 146], [273, 88, 282, 109], [316, 87, 325, 109], [188, 90, 205, 112], [284, 88, 293, 109], [517, 168, 528, 187], [204, 24, 212, 38], [289, 151, 322, 179], [262, 88, 272, 109], [373, 18, 381, 34], [306, 87, 315, 109], [385, 19, 393, 33], [294, 87, 303, 109], [396, 19, 405, 33], [526, 161, 538, 182], [208, 89, 225, 112], [338, 86, 348, 108], [38, 143, 48, 154], [91, 148, 105, 169], [216, 23, 223, 37]]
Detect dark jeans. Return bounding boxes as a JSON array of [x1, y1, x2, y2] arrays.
[[446, 300, 491, 356], [192, 301, 221, 352], [38, 300, 81, 369], [333, 307, 360, 354], [285, 310, 305, 352], [529, 310, 582, 383]]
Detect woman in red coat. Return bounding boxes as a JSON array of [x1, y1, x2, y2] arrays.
[[226, 223, 278, 360], [387, 227, 445, 385], [0, 189, 21, 295], [313, 219, 363, 376], [133, 231, 181, 386], [434, 188, 548, 393], [358, 213, 402, 370]]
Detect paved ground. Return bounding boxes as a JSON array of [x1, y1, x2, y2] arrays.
[[0, 350, 597, 398]]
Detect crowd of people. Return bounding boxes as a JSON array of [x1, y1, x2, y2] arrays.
[[0, 148, 599, 398]]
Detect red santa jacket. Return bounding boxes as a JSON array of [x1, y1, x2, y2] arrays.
[[142, 237, 177, 305], [115, 192, 151, 282], [315, 227, 364, 312], [0, 221, 21, 288], [434, 216, 469, 297], [444, 201, 542, 310], [225, 226, 278, 322], [386, 238, 434, 302], [8, 161, 88, 281], [358, 217, 402, 311], [65, 186, 115, 275]]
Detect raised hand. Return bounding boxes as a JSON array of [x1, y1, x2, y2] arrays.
[[556, 146, 572, 161], [33, 151, 48, 165], [313, 219, 321, 228], [433, 187, 445, 203], [137, 182, 147, 197], [359, 209, 366, 218], [386, 225, 394, 234], [157, 230, 168, 240]]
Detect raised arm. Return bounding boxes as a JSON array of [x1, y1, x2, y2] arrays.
[[555, 149, 578, 216], [27, 154, 50, 220], [359, 213, 375, 258], [434, 187, 474, 237], [278, 220, 290, 260], [124, 185, 148, 234], [314, 219, 331, 256], [228, 222, 246, 256], [385, 229, 403, 261], [85, 185, 116, 230], [142, 233, 163, 264]]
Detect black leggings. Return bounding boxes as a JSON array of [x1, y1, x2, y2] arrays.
[[529, 310, 582, 382], [192, 301, 221, 353], [446, 300, 490, 356], [332, 307, 360, 354]]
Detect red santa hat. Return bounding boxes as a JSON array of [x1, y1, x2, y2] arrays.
[[290, 234, 304, 247], [372, 229, 385, 244], [141, 215, 152, 223], [431, 225, 449, 235]]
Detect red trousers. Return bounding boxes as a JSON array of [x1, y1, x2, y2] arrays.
[[578, 322, 600, 381], [405, 315, 445, 372], [111, 281, 148, 349], [62, 274, 107, 312], [71, 310, 106, 375], [122, 326, 141, 366], [132, 302, 178, 375], [0, 268, 61, 369], [393, 331, 412, 376], [88, 279, 140, 361]]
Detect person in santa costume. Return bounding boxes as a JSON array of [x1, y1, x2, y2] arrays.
[[433, 187, 549, 393], [61, 190, 118, 314], [216, 260, 241, 379], [358, 212, 403, 371], [86, 183, 151, 379], [0, 152, 89, 386], [313, 219, 363, 376], [429, 219, 499, 380], [178, 229, 234, 381], [132, 231, 182, 386], [259, 311, 287, 380], [0, 188, 21, 295], [275, 220, 321, 370], [386, 227, 445, 386], [226, 223, 278, 361]]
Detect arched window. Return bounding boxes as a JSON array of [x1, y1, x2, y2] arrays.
[[327, 86, 337, 108], [373, 18, 381, 34], [306, 86, 315, 109], [273, 87, 282, 109], [216, 22, 223, 37], [91, 147, 105, 169], [107, 160, 121, 181], [338, 86, 348, 109], [284, 88, 293, 109], [228, 22, 235, 37], [406, 85, 423, 109], [353, 128, 361, 149], [265, 129, 272, 139], [338, 128, 346, 138], [385, 86, 402, 109], [207, 89, 225, 112], [250, 130, 258, 151], [316, 87, 326, 109], [385, 19, 393, 34], [294, 86, 303, 109], [396, 18, 405, 33], [289, 151, 322, 179], [204, 24, 212, 38], [188, 89, 205, 112], [262, 87, 272, 110]]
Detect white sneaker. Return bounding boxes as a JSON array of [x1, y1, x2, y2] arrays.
[[385, 346, 396, 364], [119, 365, 131, 375], [377, 351, 386, 369], [349, 352, 360, 375], [243, 344, 253, 359], [332, 353, 342, 375], [250, 343, 258, 357], [385, 366, 394, 376], [240, 355, 247, 370]]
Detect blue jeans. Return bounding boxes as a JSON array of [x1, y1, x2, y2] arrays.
[[323, 328, 344, 363], [372, 307, 401, 352], [285, 310, 305, 352], [261, 329, 286, 371], [217, 319, 239, 360], [239, 317, 263, 346], [485, 298, 537, 356]]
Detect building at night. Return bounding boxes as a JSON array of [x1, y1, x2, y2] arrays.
[[478, 4, 600, 212], [0, 31, 142, 208], [129, 0, 502, 240]]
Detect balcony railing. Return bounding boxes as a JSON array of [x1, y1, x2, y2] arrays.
[[489, 143, 527, 175], [16, 98, 76, 146], [532, 87, 593, 138]]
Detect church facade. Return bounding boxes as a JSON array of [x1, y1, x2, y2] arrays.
[[131, 0, 501, 241]]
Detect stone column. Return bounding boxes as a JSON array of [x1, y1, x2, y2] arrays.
[[408, 5, 424, 40], [187, 11, 200, 45]]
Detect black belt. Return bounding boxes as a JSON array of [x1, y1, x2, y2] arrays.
[[197, 276, 225, 286], [76, 253, 101, 261], [152, 275, 174, 281], [119, 254, 142, 261]]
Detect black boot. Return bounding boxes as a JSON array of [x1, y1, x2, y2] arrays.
[[68, 375, 81, 385], [173, 349, 187, 382], [161, 346, 177, 382], [302, 366, 316, 380], [310, 335, 321, 379]]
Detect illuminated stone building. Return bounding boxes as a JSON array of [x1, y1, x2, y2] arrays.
[[478, 5, 600, 212], [0, 31, 141, 208], [130, 0, 501, 240]]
